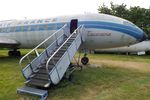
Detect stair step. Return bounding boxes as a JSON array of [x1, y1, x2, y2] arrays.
[[37, 68, 47, 74], [65, 42, 72, 45], [59, 48, 66, 51], [36, 66, 53, 73], [60, 48, 68, 51], [61, 46, 69, 49], [70, 37, 76, 39], [39, 67, 47, 70], [17, 86, 48, 100], [57, 50, 65, 54], [64, 44, 70, 46], [68, 38, 74, 41], [54, 53, 63, 57], [54, 53, 64, 57], [67, 39, 73, 42], [51, 58, 59, 63], [67, 41, 73, 43], [71, 35, 77, 38], [42, 60, 57, 66], [32, 73, 49, 80], [26, 78, 50, 88]]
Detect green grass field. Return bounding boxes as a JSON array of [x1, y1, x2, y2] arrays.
[[1, 50, 150, 100]]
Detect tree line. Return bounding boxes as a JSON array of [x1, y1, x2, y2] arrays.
[[98, 2, 150, 37]]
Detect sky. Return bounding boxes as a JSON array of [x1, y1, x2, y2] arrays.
[[0, 0, 149, 20]]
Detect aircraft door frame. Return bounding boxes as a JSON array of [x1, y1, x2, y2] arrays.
[[70, 19, 78, 34]]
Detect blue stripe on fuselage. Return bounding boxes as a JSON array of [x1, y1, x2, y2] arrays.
[[0, 21, 143, 40], [79, 21, 143, 40]]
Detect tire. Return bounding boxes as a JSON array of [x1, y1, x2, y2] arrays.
[[8, 51, 21, 57], [16, 51, 21, 57], [81, 57, 89, 65], [8, 51, 13, 57]]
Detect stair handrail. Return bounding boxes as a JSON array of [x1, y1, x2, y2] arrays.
[[46, 25, 84, 78], [19, 24, 67, 70]]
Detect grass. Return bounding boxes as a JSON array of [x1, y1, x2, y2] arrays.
[[88, 53, 150, 63], [0, 50, 150, 100], [49, 67, 150, 100]]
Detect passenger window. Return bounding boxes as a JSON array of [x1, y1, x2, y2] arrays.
[[6, 27, 11, 33], [2, 28, 7, 33], [28, 26, 31, 31], [10, 27, 15, 32], [39, 25, 45, 31], [45, 24, 48, 30], [48, 24, 53, 30], [20, 26, 24, 31], [31, 25, 36, 31], [24, 26, 28, 32], [16, 26, 20, 32], [36, 25, 39, 31]]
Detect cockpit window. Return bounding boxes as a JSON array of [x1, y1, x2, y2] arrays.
[[123, 21, 135, 26]]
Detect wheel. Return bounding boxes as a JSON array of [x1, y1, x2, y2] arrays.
[[146, 51, 150, 55], [8, 51, 13, 57], [8, 51, 21, 57], [81, 57, 89, 65], [15, 51, 21, 57]]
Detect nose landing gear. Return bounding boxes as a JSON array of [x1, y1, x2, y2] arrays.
[[81, 53, 89, 65], [8, 49, 21, 57]]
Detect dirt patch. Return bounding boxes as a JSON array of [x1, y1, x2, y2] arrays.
[[80, 87, 100, 100], [90, 59, 150, 73]]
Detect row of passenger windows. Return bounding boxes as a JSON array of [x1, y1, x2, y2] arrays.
[[0, 24, 60, 33]]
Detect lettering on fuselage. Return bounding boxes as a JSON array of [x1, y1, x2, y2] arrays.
[[0, 18, 58, 27], [87, 32, 111, 36]]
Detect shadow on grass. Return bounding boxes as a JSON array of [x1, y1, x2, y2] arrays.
[[0, 54, 28, 60], [0, 56, 21, 59]]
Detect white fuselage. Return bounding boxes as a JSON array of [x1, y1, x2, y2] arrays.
[[0, 14, 146, 49], [95, 40, 150, 53]]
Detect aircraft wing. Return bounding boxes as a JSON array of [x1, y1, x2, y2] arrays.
[[0, 37, 19, 48]]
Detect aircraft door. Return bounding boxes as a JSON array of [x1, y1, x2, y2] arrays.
[[70, 19, 78, 34]]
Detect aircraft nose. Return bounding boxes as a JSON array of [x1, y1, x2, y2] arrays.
[[139, 32, 148, 42]]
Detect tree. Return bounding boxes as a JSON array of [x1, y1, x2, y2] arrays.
[[98, 2, 150, 37], [98, 3, 112, 15], [110, 2, 129, 20]]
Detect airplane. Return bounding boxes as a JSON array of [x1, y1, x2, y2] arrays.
[[0, 13, 147, 64], [94, 40, 150, 55]]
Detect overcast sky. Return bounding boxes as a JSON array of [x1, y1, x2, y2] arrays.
[[0, 0, 149, 20]]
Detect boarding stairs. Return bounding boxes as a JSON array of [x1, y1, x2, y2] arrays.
[[17, 24, 85, 100]]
